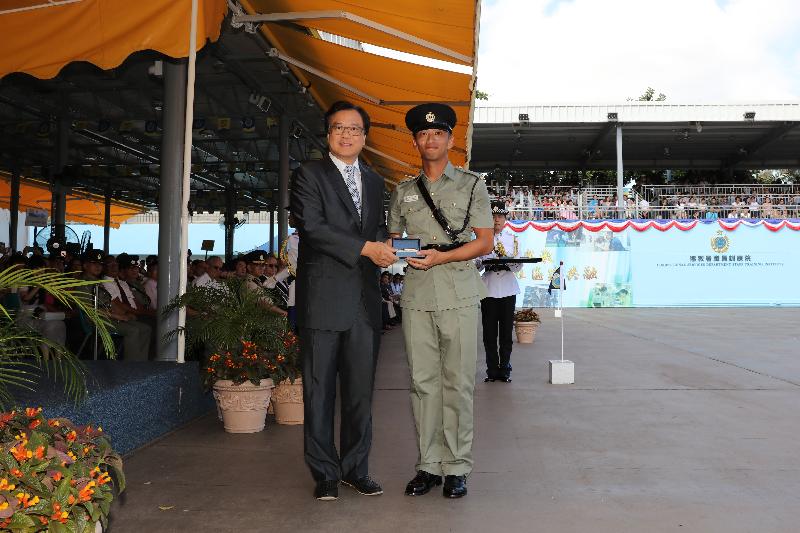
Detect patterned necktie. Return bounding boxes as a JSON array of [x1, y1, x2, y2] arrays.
[[344, 164, 361, 218]]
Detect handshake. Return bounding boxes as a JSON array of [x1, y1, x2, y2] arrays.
[[361, 241, 398, 268]]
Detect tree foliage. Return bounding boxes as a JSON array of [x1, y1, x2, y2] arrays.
[[0, 267, 115, 409]]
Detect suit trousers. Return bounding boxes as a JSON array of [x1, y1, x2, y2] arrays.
[[403, 305, 478, 477], [480, 295, 516, 379], [301, 302, 380, 482]]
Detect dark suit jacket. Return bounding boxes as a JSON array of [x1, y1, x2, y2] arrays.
[[290, 155, 388, 331]]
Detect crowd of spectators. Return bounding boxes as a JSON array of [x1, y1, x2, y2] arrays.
[[491, 185, 800, 220], [0, 244, 292, 361]]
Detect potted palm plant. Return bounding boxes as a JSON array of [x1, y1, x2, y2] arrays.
[[513, 308, 541, 344], [0, 265, 114, 409], [163, 277, 290, 433]]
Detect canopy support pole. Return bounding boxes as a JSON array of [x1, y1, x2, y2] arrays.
[[616, 125, 624, 218], [156, 60, 188, 362], [224, 176, 235, 262], [278, 114, 289, 250], [269, 208, 275, 254], [53, 116, 70, 242], [9, 165, 20, 253], [174, 0, 199, 364], [103, 187, 111, 254]]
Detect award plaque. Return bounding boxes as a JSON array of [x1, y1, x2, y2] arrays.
[[392, 237, 424, 259]]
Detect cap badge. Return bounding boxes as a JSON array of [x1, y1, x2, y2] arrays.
[[425, 112, 435, 122]]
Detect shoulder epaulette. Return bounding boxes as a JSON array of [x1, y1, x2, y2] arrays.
[[396, 175, 419, 186], [455, 166, 482, 179]]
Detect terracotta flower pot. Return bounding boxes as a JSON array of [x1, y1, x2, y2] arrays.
[[272, 378, 304, 425], [212, 379, 275, 433], [514, 321, 538, 344]]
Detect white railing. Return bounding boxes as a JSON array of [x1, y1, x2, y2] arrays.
[[643, 184, 800, 201]]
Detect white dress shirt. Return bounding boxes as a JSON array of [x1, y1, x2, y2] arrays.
[[104, 276, 138, 309], [475, 229, 522, 299], [329, 152, 362, 199]]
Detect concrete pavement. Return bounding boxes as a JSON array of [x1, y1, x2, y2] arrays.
[[110, 308, 800, 533]]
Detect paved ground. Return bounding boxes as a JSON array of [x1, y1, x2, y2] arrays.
[[110, 308, 800, 533]]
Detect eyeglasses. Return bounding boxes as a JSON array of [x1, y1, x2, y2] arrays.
[[329, 124, 365, 137]]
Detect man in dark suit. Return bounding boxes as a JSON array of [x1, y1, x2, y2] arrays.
[[290, 101, 397, 501]]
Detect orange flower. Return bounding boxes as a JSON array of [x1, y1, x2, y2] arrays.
[[48, 419, 61, 427], [97, 472, 112, 485], [0, 478, 15, 491], [0, 411, 15, 428], [66, 430, 77, 442], [51, 471, 63, 482], [16, 492, 40, 508], [78, 481, 96, 502], [33, 446, 45, 459], [67, 495, 76, 505], [10, 445, 32, 462], [28, 419, 41, 430], [51, 501, 68, 524], [38, 516, 49, 526], [25, 407, 42, 418]]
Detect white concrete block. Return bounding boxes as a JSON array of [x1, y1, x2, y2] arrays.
[[554, 309, 562, 318], [549, 360, 574, 384]]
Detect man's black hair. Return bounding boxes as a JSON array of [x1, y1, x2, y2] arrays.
[[324, 101, 370, 135]]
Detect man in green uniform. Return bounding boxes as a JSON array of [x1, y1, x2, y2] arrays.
[[388, 103, 493, 499], [79, 249, 151, 360]]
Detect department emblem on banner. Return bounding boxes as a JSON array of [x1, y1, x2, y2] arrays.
[[710, 231, 730, 253]]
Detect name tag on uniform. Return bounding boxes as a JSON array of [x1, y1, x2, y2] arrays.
[[403, 195, 419, 203]]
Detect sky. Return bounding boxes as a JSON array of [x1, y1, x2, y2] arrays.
[[476, 0, 800, 103]]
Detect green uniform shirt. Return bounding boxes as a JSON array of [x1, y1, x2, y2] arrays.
[[388, 162, 492, 311]]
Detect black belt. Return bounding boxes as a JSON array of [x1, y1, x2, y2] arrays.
[[485, 265, 511, 272], [421, 242, 466, 252]]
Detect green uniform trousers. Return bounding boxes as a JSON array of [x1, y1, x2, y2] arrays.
[[403, 304, 479, 477]]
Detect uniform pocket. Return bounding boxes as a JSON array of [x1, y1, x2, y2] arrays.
[[452, 263, 479, 299]]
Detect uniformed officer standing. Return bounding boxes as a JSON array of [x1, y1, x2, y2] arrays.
[[475, 202, 522, 383], [243, 251, 287, 317], [388, 103, 493, 499]]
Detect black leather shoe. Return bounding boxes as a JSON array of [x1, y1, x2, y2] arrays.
[[483, 377, 495, 383], [499, 377, 512, 383], [405, 471, 443, 496], [314, 480, 339, 501], [342, 475, 383, 496], [443, 475, 467, 498]]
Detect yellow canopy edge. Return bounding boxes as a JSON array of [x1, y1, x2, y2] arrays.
[[248, 0, 477, 65], [240, 0, 480, 185], [0, 173, 144, 228], [0, 0, 228, 80]]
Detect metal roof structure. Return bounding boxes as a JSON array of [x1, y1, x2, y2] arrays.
[[0, 13, 326, 214], [469, 102, 800, 173]]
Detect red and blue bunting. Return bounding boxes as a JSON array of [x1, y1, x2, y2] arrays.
[[506, 219, 800, 233]]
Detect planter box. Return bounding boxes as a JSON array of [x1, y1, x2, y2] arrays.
[[212, 379, 275, 433], [514, 321, 539, 343]]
